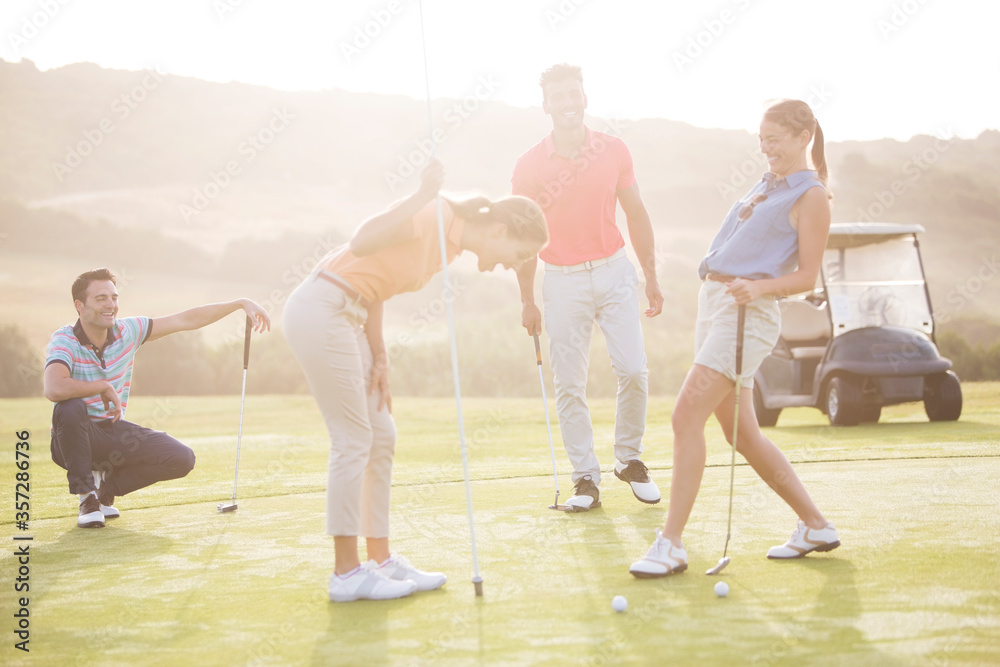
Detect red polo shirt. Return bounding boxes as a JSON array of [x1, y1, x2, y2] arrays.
[[512, 126, 635, 266]]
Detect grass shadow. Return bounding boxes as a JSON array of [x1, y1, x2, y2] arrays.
[[762, 556, 910, 666], [773, 420, 997, 437], [43, 523, 177, 568], [311, 600, 391, 666]]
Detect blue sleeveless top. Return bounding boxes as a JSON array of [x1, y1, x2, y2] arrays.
[[698, 170, 826, 280]]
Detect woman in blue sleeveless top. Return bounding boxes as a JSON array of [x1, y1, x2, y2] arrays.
[[631, 99, 840, 577]]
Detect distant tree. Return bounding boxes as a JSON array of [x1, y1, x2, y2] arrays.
[[242, 333, 309, 395], [131, 330, 310, 396], [937, 330, 1000, 381], [132, 332, 215, 395], [0, 324, 44, 397]]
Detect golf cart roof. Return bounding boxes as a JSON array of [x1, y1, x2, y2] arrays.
[[827, 223, 926, 249]]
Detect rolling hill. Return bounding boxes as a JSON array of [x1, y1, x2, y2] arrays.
[[0, 58, 996, 394]]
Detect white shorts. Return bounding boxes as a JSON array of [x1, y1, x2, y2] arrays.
[[693, 281, 780, 388]]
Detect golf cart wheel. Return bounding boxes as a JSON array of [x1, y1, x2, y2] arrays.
[[752, 383, 781, 427], [826, 376, 862, 426], [859, 405, 882, 424], [924, 371, 962, 421]]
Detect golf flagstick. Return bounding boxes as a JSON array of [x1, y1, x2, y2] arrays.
[[417, 0, 483, 598], [218, 315, 252, 513], [533, 333, 570, 511], [707, 303, 746, 575]]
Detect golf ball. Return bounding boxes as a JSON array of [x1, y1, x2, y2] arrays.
[[612, 595, 628, 612], [714, 581, 729, 597]]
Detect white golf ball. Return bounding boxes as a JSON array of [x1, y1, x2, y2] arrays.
[[612, 595, 628, 612], [714, 581, 729, 597]]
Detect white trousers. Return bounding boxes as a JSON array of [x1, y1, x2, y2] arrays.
[[542, 253, 649, 485], [283, 276, 397, 538]]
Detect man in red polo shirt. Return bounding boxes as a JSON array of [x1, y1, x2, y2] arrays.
[[513, 64, 664, 511]]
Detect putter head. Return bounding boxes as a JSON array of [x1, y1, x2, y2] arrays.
[[548, 491, 573, 512], [706, 556, 730, 575], [473, 576, 483, 597], [217, 502, 238, 513]]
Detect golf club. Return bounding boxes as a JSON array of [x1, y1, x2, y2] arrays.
[[218, 315, 252, 513], [418, 0, 483, 597], [707, 303, 746, 575], [533, 332, 572, 511]]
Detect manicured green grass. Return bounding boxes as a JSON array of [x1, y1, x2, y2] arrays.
[[2, 385, 999, 665]]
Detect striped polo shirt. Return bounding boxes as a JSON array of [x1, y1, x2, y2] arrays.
[[45, 317, 152, 422]]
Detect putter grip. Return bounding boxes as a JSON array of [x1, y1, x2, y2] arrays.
[[243, 315, 252, 369], [533, 332, 542, 365], [735, 304, 746, 375]]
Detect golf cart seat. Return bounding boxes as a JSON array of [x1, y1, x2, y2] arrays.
[[779, 299, 830, 360]]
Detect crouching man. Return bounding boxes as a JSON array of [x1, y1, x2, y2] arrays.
[[43, 268, 270, 528]]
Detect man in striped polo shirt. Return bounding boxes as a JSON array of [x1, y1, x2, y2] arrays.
[[44, 268, 270, 528]]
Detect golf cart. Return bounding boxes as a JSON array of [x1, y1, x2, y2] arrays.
[[753, 223, 962, 426]]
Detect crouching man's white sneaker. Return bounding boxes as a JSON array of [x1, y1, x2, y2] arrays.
[[367, 554, 447, 592], [629, 529, 688, 578], [767, 521, 840, 559], [93, 470, 120, 519], [77, 492, 105, 528], [328, 565, 417, 602]]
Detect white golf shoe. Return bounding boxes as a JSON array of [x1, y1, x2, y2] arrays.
[[77, 492, 105, 528], [614, 459, 661, 504], [629, 529, 688, 578], [93, 470, 120, 519], [328, 565, 417, 603], [368, 554, 447, 592], [565, 475, 601, 512], [767, 521, 840, 559]]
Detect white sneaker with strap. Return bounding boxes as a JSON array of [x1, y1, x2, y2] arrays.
[[629, 529, 688, 578], [767, 521, 840, 559], [328, 565, 417, 602], [367, 554, 447, 592]]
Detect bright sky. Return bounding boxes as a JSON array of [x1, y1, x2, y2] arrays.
[[3, 0, 998, 142]]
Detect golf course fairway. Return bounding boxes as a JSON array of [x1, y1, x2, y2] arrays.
[[2, 383, 998, 666]]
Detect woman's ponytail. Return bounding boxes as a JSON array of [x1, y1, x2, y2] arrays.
[[812, 120, 828, 186]]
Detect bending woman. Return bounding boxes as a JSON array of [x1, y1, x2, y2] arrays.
[[631, 99, 839, 578], [284, 159, 548, 601]]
